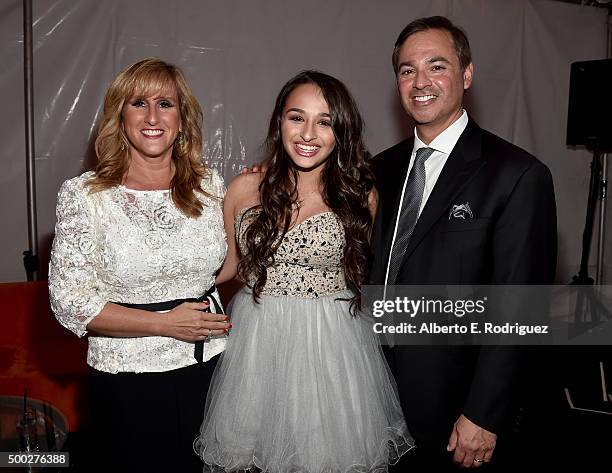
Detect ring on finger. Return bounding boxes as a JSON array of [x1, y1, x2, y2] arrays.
[[204, 328, 212, 343], [473, 459, 485, 464]]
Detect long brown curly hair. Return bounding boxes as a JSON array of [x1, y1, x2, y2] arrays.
[[88, 58, 209, 217], [238, 70, 375, 311]]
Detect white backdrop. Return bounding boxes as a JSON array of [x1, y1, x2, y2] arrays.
[[0, 0, 608, 283]]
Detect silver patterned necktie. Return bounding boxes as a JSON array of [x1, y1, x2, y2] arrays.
[[386, 147, 434, 285]]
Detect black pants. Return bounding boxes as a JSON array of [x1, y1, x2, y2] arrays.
[[87, 357, 218, 472]]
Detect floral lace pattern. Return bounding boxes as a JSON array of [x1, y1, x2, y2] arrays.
[[48, 169, 227, 373], [235, 209, 346, 298]]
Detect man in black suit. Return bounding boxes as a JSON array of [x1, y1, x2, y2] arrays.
[[369, 16, 557, 469]]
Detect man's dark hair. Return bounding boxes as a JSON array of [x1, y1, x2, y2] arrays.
[[392, 16, 472, 74]]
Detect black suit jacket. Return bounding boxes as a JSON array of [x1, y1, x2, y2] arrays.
[[370, 119, 557, 448]]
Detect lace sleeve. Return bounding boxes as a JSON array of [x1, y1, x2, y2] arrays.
[[204, 167, 227, 200], [48, 176, 106, 337]]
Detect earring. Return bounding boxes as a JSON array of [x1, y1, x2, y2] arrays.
[[176, 131, 185, 147], [120, 140, 127, 151]]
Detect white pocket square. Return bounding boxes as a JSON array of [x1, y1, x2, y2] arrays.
[[449, 202, 473, 220]]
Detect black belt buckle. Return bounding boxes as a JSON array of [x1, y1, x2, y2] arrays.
[[194, 286, 224, 363], [194, 304, 211, 363]]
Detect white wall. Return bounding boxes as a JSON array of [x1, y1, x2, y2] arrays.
[[0, 0, 608, 283]]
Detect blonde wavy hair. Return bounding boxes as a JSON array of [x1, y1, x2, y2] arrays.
[[89, 57, 208, 217]]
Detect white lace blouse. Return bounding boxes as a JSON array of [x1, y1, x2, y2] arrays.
[[48, 169, 227, 374]]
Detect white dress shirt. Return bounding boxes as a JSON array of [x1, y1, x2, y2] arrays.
[[384, 110, 469, 287]]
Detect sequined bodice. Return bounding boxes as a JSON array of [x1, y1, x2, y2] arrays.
[[236, 209, 346, 297]]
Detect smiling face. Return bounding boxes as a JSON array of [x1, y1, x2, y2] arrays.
[[280, 83, 336, 173], [396, 28, 473, 143], [122, 84, 181, 162]]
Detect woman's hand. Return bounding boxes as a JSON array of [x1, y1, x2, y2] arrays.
[[160, 302, 231, 342]]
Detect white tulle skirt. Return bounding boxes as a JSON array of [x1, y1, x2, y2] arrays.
[[195, 288, 413, 473]]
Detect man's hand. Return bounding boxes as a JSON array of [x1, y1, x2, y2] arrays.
[[447, 414, 497, 468]]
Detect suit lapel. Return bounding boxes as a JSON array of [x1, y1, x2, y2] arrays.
[[399, 120, 486, 266]]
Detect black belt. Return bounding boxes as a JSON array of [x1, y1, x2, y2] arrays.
[[115, 285, 223, 363]]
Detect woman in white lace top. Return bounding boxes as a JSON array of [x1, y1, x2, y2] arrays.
[[48, 58, 229, 472]]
